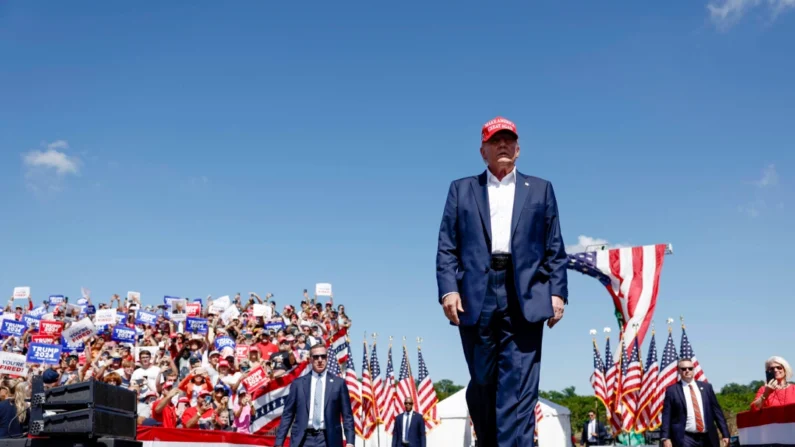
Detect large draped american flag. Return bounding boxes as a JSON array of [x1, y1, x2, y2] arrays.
[[568, 244, 667, 352]]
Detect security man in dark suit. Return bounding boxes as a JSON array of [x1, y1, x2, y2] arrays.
[[391, 397, 425, 447], [580, 411, 607, 446]]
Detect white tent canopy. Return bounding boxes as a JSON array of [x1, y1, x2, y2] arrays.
[[355, 387, 572, 447]]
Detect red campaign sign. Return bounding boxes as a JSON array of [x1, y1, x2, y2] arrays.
[[186, 303, 201, 317], [242, 365, 269, 392], [235, 345, 250, 362], [39, 320, 64, 338], [31, 334, 56, 344]]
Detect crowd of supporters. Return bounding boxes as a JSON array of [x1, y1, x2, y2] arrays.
[[0, 291, 351, 437]]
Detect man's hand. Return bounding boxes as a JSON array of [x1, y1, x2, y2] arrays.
[[722, 438, 729, 446], [547, 295, 565, 328], [442, 293, 464, 325], [662, 439, 672, 447]]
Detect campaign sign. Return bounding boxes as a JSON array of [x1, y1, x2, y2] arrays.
[[214, 336, 235, 352], [29, 306, 47, 318], [31, 334, 55, 345], [22, 314, 41, 329], [136, 310, 158, 326], [112, 326, 136, 343], [61, 336, 85, 353], [186, 317, 208, 334], [26, 343, 62, 365], [85, 305, 96, 315], [264, 322, 285, 331], [13, 287, 30, 301], [0, 320, 27, 338], [39, 320, 64, 338], [62, 317, 96, 345], [115, 312, 127, 324], [0, 352, 28, 376], [49, 295, 65, 305], [235, 345, 250, 362], [94, 309, 117, 327], [242, 365, 269, 392], [186, 303, 201, 317], [163, 296, 181, 307]]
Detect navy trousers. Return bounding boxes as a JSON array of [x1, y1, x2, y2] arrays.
[[299, 431, 327, 447], [459, 268, 544, 447]]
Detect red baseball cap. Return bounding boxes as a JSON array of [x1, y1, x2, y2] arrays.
[[481, 116, 518, 142]]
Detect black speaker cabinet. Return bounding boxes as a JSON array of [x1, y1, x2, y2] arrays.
[[42, 379, 137, 415], [0, 437, 141, 447], [29, 407, 137, 440]]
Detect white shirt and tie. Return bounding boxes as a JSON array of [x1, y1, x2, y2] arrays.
[[402, 411, 414, 443], [681, 380, 705, 433], [587, 419, 597, 441], [309, 370, 326, 430], [486, 168, 516, 254]]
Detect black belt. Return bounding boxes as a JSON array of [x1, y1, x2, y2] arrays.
[[306, 428, 325, 435], [491, 254, 512, 271]]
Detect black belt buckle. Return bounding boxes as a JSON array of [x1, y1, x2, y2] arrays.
[[306, 428, 324, 435], [491, 254, 512, 271]]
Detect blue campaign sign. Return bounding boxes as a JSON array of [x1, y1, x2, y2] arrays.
[[61, 336, 85, 353], [163, 296, 181, 307], [186, 317, 208, 334], [0, 320, 27, 338], [27, 343, 63, 365], [22, 314, 41, 329], [135, 310, 157, 326], [264, 322, 285, 331], [214, 336, 235, 352], [112, 326, 136, 343], [49, 295, 65, 305], [29, 306, 47, 317]]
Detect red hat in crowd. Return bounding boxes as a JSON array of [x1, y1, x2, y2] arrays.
[[481, 116, 518, 142], [219, 360, 230, 368]]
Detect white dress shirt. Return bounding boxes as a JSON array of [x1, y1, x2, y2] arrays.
[[402, 411, 414, 443], [587, 419, 597, 441], [682, 380, 705, 433], [308, 370, 326, 429], [486, 168, 516, 254]]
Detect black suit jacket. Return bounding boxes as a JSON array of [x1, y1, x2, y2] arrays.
[[275, 371, 355, 447], [391, 411, 426, 447], [580, 419, 607, 445], [660, 381, 729, 447]]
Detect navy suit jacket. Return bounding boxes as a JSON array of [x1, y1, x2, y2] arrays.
[[391, 411, 426, 447], [580, 420, 607, 445], [275, 372, 355, 447], [660, 381, 729, 447], [436, 170, 568, 326]]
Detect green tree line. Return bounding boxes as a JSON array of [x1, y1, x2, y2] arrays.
[[433, 379, 763, 436]]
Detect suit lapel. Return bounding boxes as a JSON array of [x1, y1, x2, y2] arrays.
[[510, 171, 530, 238], [472, 172, 492, 246], [324, 373, 333, 414], [304, 374, 313, 416]]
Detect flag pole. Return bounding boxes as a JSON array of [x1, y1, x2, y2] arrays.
[[373, 332, 381, 447]]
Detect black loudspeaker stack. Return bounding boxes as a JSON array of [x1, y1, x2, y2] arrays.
[[4, 376, 143, 447]]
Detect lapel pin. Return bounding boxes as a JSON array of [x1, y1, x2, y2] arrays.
[[524, 182, 529, 186], [330, 379, 334, 383]]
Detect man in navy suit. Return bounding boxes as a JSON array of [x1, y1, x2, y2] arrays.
[[275, 344, 355, 447], [391, 397, 426, 447], [660, 358, 729, 447], [580, 411, 607, 446], [436, 116, 569, 447]]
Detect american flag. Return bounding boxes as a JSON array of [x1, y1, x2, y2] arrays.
[[330, 327, 350, 364], [416, 347, 440, 430], [636, 331, 659, 432], [534, 402, 543, 436], [360, 341, 377, 439], [370, 342, 386, 424], [251, 360, 311, 434], [620, 337, 642, 431], [383, 343, 399, 434], [590, 339, 609, 414], [344, 341, 363, 437], [327, 352, 342, 377], [604, 336, 622, 435], [680, 326, 707, 382], [653, 330, 679, 428], [396, 345, 418, 412], [568, 244, 667, 350]]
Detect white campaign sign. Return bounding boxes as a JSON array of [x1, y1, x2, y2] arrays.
[[169, 299, 187, 322], [62, 317, 96, 344], [94, 309, 117, 326], [13, 287, 30, 301], [210, 295, 231, 314], [221, 305, 240, 325], [252, 304, 267, 317], [0, 352, 28, 377], [127, 291, 141, 302], [315, 283, 332, 297]]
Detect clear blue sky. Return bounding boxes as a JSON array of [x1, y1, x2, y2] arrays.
[[1, 1, 793, 395]]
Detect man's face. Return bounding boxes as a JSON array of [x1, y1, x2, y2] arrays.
[[588, 412, 595, 420], [140, 354, 151, 367], [404, 398, 414, 412], [210, 355, 219, 365], [480, 130, 520, 171], [310, 346, 328, 374], [678, 360, 695, 382]]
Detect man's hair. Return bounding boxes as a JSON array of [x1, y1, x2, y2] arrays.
[[309, 343, 327, 352], [678, 357, 693, 364]]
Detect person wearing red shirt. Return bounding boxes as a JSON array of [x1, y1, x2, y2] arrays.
[[751, 356, 795, 410], [182, 390, 216, 429], [152, 387, 181, 428], [256, 332, 278, 359]]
